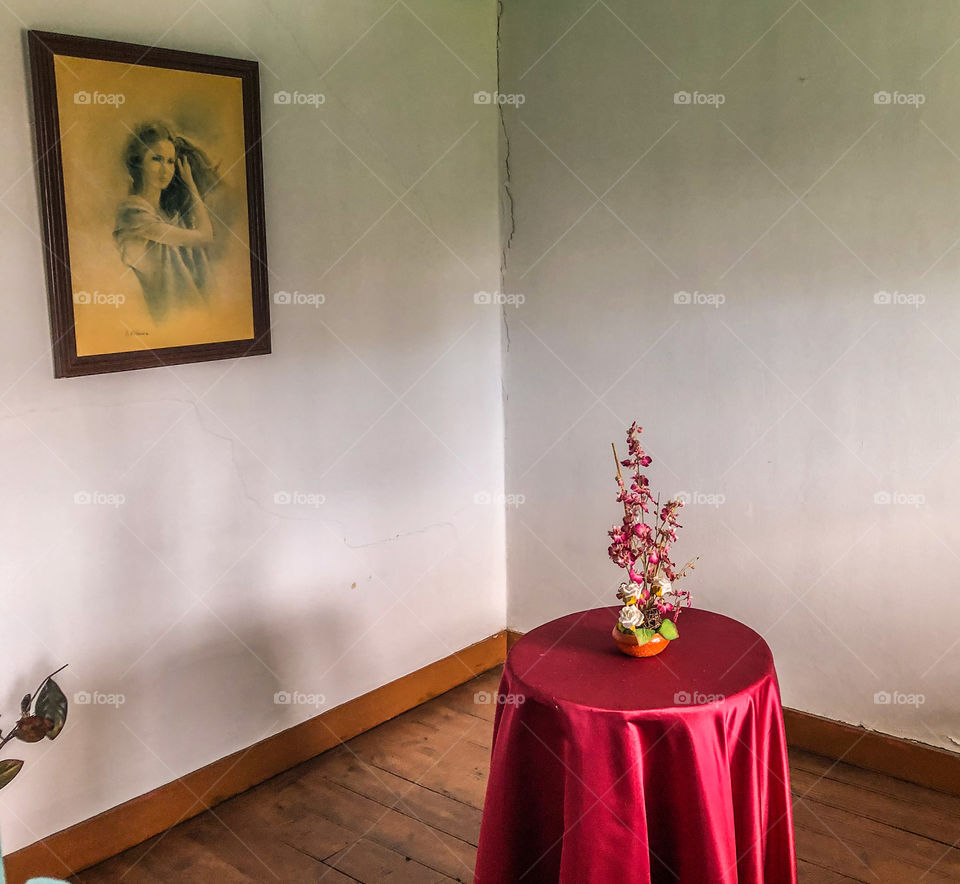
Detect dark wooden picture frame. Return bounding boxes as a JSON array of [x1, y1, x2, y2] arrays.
[[28, 31, 271, 377]]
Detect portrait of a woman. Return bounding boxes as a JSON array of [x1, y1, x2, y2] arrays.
[[34, 40, 266, 374], [113, 121, 221, 323]]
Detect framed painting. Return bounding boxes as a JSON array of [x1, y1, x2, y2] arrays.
[[27, 31, 271, 377]]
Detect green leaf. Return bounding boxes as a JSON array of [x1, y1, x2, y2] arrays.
[[0, 759, 23, 791], [36, 678, 68, 740], [635, 628, 655, 646], [658, 619, 679, 640]]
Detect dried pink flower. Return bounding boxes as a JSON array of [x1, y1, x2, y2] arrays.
[[609, 423, 697, 629]]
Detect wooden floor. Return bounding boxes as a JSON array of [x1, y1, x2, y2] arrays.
[[73, 667, 960, 883]]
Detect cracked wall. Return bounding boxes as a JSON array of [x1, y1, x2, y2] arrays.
[[498, 0, 960, 754]]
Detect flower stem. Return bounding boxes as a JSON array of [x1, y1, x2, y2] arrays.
[[611, 442, 623, 484]]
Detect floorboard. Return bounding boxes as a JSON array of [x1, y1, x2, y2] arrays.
[[73, 666, 960, 883]]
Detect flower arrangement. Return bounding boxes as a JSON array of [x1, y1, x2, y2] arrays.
[[608, 423, 697, 655]]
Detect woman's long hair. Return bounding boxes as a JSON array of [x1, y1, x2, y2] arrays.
[[124, 121, 220, 218]]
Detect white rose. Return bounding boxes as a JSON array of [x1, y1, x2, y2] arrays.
[[617, 581, 641, 604], [618, 605, 644, 630], [652, 576, 672, 596]]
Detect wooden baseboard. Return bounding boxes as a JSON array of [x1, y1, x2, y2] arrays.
[[782, 707, 960, 797], [5, 631, 508, 884], [505, 628, 523, 652]]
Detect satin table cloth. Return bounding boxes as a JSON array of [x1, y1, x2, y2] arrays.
[[474, 607, 797, 884]]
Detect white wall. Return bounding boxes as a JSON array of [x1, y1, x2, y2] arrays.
[[501, 1, 960, 752], [4, 0, 958, 856], [0, 0, 504, 853]]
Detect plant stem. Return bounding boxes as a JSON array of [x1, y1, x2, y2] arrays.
[[0, 726, 20, 753]]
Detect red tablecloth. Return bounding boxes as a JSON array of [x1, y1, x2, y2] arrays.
[[474, 607, 797, 884]]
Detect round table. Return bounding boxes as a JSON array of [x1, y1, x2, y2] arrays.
[[474, 607, 797, 884]]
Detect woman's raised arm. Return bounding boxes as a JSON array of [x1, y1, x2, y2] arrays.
[[132, 218, 213, 247], [176, 155, 214, 242]]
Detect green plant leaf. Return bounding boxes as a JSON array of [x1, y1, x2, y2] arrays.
[[0, 759, 23, 791], [36, 678, 68, 740], [635, 628, 655, 646], [658, 620, 679, 640]]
